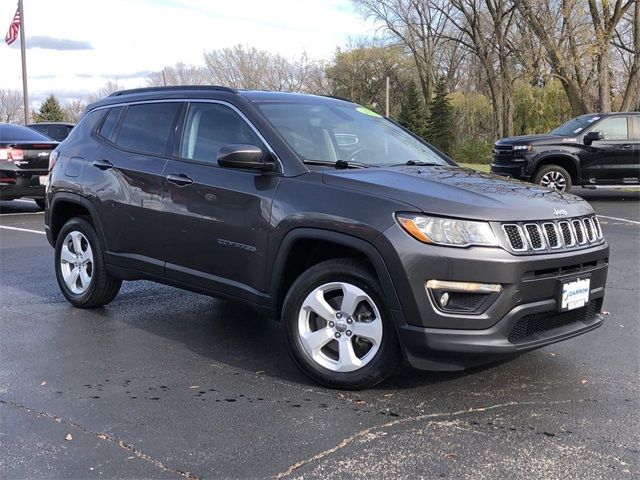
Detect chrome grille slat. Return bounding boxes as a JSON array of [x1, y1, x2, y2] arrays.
[[572, 219, 586, 245], [524, 223, 545, 250], [542, 222, 561, 249], [583, 218, 595, 242], [558, 221, 575, 247], [501, 215, 603, 254]]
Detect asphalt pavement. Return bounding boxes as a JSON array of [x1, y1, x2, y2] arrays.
[[0, 190, 638, 480]]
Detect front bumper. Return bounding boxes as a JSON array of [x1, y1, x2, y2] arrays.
[[490, 162, 529, 180], [380, 224, 609, 370]]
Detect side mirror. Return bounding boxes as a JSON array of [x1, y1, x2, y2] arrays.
[[217, 144, 275, 171], [584, 131, 603, 145]]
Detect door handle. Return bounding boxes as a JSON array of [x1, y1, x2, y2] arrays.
[[620, 144, 632, 150], [92, 159, 113, 170], [166, 173, 193, 186]]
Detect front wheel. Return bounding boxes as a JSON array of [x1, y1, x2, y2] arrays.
[[54, 217, 122, 308], [282, 258, 401, 389], [533, 165, 572, 192]]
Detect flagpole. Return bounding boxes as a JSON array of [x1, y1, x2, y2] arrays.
[[18, 0, 28, 125]]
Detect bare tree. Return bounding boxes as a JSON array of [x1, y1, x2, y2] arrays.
[[146, 62, 208, 86], [202, 45, 325, 93], [87, 80, 122, 103], [64, 99, 87, 123], [615, 1, 639, 110], [354, 0, 451, 110], [0, 89, 24, 123]]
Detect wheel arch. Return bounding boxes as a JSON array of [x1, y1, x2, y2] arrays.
[[531, 154, 580, 184], [48, 193, 105, 248], [269, 228, 402, 317]]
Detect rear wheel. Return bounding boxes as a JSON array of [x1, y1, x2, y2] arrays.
[[533, 165, 572, 192], [55, 217, 122, 308], [282, 258, 401, 389], [34, 198, 46, 210]]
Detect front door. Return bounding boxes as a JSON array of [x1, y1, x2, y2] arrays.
[[580, 115, 635, 183], [161, 101, 280, 299]]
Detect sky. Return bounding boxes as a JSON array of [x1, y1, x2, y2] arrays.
[[0, 0, 377, 107]]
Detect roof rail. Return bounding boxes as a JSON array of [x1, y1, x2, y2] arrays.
[[109, 85, 237, 97]]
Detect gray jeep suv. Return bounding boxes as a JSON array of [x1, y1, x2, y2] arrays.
[[45, 87, 609, 389]]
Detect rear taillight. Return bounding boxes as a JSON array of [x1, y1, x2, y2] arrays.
[[49, 150, 60, 171], [0, 147, 24, 161]]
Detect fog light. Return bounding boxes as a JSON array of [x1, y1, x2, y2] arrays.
[[440, 292, 450, 307]]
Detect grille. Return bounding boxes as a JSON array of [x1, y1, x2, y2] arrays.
[[502, 225, 525, 251], [542, 223, 560, 249], [592, 217, 602, 238], [559, 221, 574, 247], [524, 224, 544, 250], [501, 215, 603, 254], [509, 301, 598, 342], [583, 218, 595, 242], [572, 220, 585, 244], [492, 145, 514, 164]]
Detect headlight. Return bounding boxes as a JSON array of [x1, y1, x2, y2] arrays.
[[396, 214, 499, 247], [513, 144, 532, 151]]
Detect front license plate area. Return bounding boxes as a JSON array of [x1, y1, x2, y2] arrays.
[[558, 277, 590, 311]]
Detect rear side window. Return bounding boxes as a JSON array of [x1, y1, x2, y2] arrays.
[[114, 102, 182, 155], [596, 117, 628, 140], [97, 107, 123, 141]]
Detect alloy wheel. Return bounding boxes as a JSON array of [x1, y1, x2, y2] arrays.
[[539, 170, 567, 192], [59, 231, 94, 294], [297, 282, 383, 372]]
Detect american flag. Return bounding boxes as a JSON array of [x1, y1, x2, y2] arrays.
[[5, 6, 20, 46]]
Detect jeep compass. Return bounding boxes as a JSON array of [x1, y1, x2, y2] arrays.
[[45, 87, 609, 389]]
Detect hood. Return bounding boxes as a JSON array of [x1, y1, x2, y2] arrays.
[[322, 165, 593, 222], [495, 134, 563, 145]]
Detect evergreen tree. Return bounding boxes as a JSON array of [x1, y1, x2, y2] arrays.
[[35, 95, 66, 122], [398, 81, 427, 138], [425, 77, 454, 155]]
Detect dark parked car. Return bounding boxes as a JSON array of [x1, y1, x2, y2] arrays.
[[1, 123, 58, 209], [491, 112, 639, 191], [28, 122, 74, 142], [45, 87, 609, 389]]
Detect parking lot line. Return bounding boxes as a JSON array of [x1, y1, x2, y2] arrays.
[[597, 215, 640, 225], [0, 225, 46, 235]]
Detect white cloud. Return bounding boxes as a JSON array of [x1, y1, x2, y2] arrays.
[[0, 0, 374, 106]]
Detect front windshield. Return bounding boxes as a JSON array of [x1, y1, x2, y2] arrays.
[[550, 114, 601, 136], [254, 101, 449, 167]]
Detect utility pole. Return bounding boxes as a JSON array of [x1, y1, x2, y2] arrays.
[[18, 0, 28, 124], [385, 76, 390, 117]]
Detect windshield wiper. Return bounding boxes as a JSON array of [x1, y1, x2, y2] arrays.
[[303, 159, 370, 169], [388, 160, 440, 167]]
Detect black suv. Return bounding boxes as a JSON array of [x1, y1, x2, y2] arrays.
[[45, 87, 609, 389], [491, 112, 639, 192]]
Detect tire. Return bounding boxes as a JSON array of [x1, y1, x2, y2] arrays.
[[282, 258, 401, 389], [533, 165, 572, 192], [34, 198, 46, 210], [54, 217, 122, 308]]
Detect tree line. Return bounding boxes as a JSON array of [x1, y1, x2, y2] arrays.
[[2, 0, 637, 163]]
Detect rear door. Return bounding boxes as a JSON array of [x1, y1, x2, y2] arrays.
[[160, 101, 280, 297], [581, 115, 635, 183], [83, 101, 183, 275]]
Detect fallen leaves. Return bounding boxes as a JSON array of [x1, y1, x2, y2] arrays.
[[65, 433, 73, 441]]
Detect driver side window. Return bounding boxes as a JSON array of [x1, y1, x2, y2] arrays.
[[596, 117, 628, 140], [181, 103, 264, 163]]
